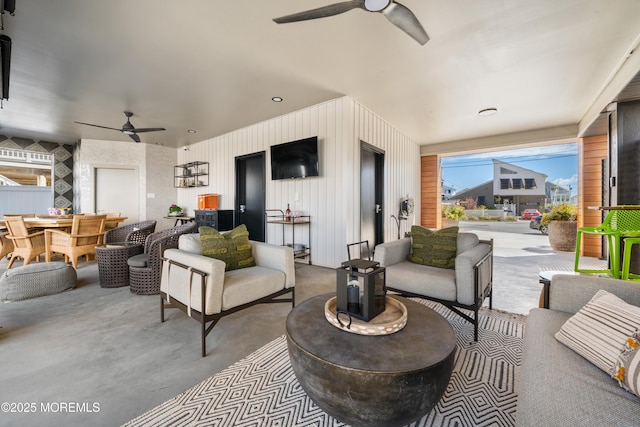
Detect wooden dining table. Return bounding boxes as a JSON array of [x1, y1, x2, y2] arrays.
[[0, 216, 127, 228], [588, 205, 640, 210]]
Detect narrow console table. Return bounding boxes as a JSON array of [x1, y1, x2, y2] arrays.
[[266, 209, 311, 264]]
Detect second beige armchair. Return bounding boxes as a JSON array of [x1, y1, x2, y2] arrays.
[[45, 215, 107, 269]]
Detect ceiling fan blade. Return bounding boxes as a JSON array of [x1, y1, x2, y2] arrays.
[[382, 1, 429, 45], [273, 1, 364, 23], [131, 127, 166, 133], [74, 122, 122, 132], [128, 133, 141, 143]]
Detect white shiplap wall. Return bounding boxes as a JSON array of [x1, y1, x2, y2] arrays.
[[177, 96, 420, 267]]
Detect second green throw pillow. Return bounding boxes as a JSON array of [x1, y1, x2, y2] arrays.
[[407, 225, 459, 269]]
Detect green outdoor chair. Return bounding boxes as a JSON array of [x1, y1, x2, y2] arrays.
[[621, 237, 640, 281], [575, 207, 640, 279]]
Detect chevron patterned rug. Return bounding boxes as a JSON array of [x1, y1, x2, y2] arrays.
[[124, 300, 525, 427]]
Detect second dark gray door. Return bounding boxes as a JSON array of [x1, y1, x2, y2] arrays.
[[235, 152, 266, 242], [360, 142, 385, 258]]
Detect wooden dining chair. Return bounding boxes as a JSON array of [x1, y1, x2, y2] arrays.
[[104, 212, 121, 230], [45, 215, 107, 269], [3, 216, 47, 269], [0, 228, 15, 260]]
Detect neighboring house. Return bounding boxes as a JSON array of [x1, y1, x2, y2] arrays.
[[451, 181, 494, 208], [442, 183, 457, 200], [545, 181, 572, 204], [493, 160, 547, 215], [0, 147, 58, 216], [449, 160, 553, 215]]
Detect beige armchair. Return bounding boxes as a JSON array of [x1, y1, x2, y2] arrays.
[[45, 215, 106, 268], [160, 233, 295, 357], [374, 233, 493, 341], [3, 216, 46, 269]]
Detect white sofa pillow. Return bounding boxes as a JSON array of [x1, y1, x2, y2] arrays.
[[555, 289, 640, 375], [614, 330, 640, 397], [178, 233, 202, 254]]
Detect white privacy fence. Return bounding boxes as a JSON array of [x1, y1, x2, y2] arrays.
[[0, 186, 53, 216], [465, 209, 509, 220]]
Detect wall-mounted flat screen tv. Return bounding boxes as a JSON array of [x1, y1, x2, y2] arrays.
[[270, 136, 319, 180]]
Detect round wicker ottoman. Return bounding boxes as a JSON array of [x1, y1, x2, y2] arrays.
[[95, 242, 143, 288], [0, 262, 76, 301]]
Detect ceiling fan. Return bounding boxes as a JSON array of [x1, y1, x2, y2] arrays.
[[273, 0, 429, 45], [75, 111, 166, 143]]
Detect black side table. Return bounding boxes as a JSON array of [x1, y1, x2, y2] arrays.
[[538, 270, 579, 308], [96, 242, 143, 288]]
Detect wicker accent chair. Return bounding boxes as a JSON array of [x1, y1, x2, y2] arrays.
[[3, 216, 46, 269], [104, 220, 157, 244], [45, 215, 107, 269], [128, 223, 198, 295]]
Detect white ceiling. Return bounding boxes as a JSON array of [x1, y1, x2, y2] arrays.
[[1, 0, 640, 149]]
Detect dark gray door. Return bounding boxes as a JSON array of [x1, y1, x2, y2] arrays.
[[360, 142, 385, 258], [235, 152, 266, 242]]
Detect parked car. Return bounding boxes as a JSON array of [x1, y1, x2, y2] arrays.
[[521, 209, 541, 219], [529, 215, 548, 235]]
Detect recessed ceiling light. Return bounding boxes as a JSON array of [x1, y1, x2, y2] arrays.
[[272, 96, 283, 102], [478, 108, 498, 116], [187, 129, 197, 133]]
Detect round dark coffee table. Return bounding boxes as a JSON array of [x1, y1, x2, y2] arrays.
[[286, 293, 456, 427]]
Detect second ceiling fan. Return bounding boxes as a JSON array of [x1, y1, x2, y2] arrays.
[[75, 111, 165, 143], [273, 0, 429, 45]]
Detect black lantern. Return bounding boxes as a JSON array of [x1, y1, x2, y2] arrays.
[[336, 241, 386, 322]]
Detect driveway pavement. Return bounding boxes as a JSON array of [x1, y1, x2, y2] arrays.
[[458, 220, 606, 315]]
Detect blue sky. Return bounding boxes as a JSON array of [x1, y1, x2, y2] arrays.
[[441, 142, 578, 196]]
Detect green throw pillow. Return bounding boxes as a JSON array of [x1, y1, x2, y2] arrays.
[[407, 225, 458, 269], [199, 224, 256, 271]]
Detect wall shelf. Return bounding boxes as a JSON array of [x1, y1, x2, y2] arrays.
[[174, 161, 209, 188]]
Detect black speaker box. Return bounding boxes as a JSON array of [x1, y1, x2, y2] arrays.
[[0, 34, 10, 100]]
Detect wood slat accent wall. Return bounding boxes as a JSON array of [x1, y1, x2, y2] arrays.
[[175, 96, 420, 267], [420, 155, 441, 229], [578, 135, 608, 257]]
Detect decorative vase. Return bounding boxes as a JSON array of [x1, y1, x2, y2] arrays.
[[548, 221, 577, 252]]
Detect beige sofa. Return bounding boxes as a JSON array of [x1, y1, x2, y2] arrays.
[[160, 233, 295, 357], [517, 274, 640, 426]]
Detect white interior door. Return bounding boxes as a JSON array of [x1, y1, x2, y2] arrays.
[[95, 167, 139, 224]]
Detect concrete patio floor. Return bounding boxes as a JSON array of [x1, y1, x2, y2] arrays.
[[0, 220, 608, 426], [458, 219, 606, 314]]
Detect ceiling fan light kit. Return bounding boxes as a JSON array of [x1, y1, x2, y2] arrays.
[[273, 0, 429, 46], [75, 111, 166, 143]]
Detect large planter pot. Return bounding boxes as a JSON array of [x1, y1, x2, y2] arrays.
[[548, 221, 577, 252]]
